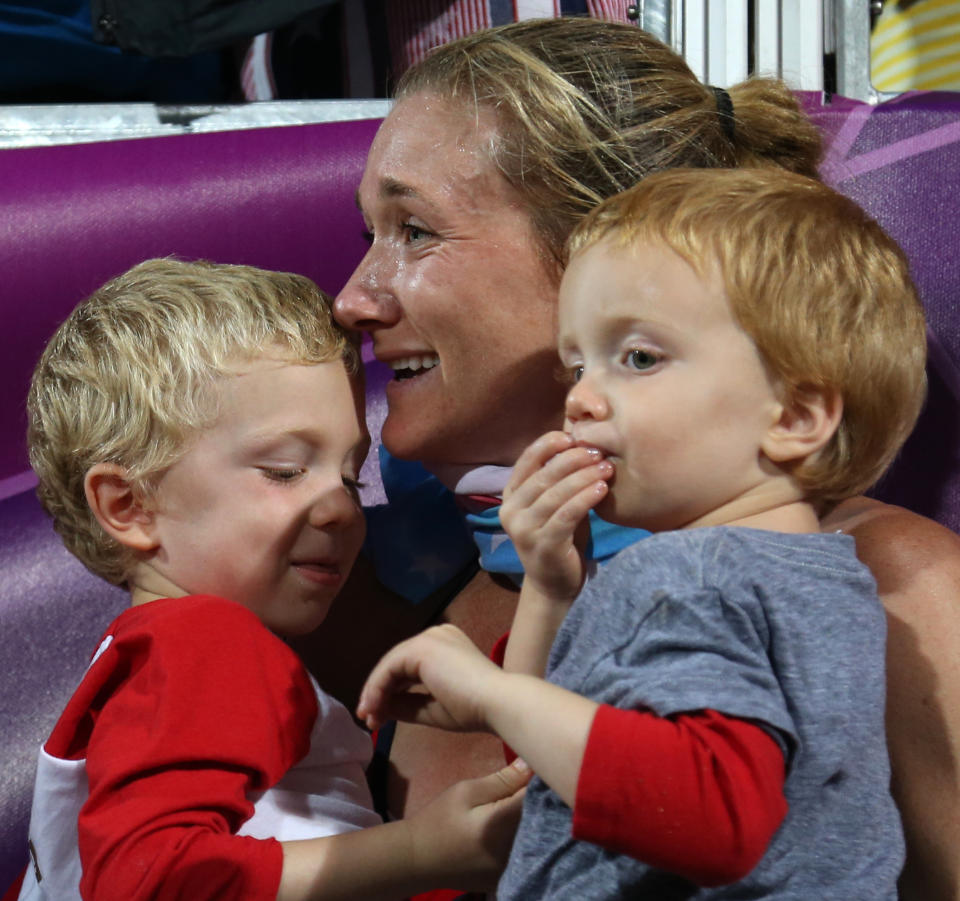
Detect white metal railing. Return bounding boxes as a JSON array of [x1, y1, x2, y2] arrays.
[[636, 1, 884, 102]]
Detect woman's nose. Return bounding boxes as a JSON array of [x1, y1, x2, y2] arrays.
[[334, 251, 403, 331], [565, 374, 610, 422]]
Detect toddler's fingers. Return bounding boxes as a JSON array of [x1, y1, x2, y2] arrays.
[[469, 758, 532, 807], [504, 446, 608, 519], [539, 477, 610, 541], [506, 457, 612, 537], [505, 431, 574, 496], [357, 641, 424, 725]]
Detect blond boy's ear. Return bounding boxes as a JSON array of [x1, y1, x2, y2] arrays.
[[762, 385, 843, 465], [84, 463, 159, 552]]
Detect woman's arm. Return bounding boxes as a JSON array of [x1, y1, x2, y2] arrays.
[[824, 497, 960, 901]]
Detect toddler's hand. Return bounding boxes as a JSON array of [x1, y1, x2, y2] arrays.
[[404, 758, 532, 893], [501, 431, 613, 602], [357, 624, 503, 733]]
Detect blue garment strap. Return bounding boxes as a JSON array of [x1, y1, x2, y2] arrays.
[[365, 449, 650, 602], [362, 449, 477, 604], [463, 503, 649, 584]]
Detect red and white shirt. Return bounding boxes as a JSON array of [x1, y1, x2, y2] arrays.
[[18, 595, 380, 901]]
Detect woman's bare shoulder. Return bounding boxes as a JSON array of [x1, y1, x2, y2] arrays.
[[826, 497, 960, 900], [823, 496, 960, 607]]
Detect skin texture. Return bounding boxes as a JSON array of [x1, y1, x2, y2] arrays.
[[334, 92, 567, 467], [88, 359, 369, 636], [823, 497, 960, 901], [557, 239, 834, 534], [312, 88, 960, 896]]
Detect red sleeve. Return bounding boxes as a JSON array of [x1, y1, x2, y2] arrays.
[[51, 595, 317, 901], [1, 869, 24, 901], [573, 705, 787, 886]]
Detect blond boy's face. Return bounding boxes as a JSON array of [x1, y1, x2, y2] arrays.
[[138, 358, 368, 636], [558, 238, 784, 532]]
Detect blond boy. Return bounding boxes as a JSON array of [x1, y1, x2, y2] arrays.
[[20, 259, 525, 901], [357, 169, 927, 898]]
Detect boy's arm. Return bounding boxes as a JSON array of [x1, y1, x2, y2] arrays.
[[277, 760, 530, 901], [500, 431, 612, 676], [72, 600, 526, 901]]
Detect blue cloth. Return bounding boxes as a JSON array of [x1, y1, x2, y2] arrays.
[[464, 505, 649, 582], [362, 450, 477, 604], [364, 448, 649, 603]]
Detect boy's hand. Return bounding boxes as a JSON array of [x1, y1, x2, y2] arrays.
[[404, 758, 531, 892], [357, 624, 503, 733], [501, 431, 613, 602]]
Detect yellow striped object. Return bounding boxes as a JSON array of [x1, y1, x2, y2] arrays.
[[871, 0, 960, 91]]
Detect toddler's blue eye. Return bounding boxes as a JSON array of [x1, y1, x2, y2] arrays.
[[571, 366, 584, 383], [626, 349, 658, 371]]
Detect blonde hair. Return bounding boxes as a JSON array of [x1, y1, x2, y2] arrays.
[[28, 258, 358, 585], [568, 168, 927, 510], [397, 17, 823, 263]]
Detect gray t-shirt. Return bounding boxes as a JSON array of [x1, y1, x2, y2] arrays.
[[499, 527, 904, 899]]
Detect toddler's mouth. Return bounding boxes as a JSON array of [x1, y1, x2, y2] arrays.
[[390, 354, 439, 381]]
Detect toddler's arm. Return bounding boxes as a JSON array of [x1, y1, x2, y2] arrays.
[[357, 625, 787, 886], [277, 759, 530, 900], [500, 432, 612, 676], [358, 624, 599, 808]]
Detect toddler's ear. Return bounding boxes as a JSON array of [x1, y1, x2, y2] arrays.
[[762, 386, 843, 464], [84, 463, 159, 552]]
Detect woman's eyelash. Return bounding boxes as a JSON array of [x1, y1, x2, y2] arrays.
[[402, 222, 433, 241]]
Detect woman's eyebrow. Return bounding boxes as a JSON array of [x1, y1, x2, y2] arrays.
[[355, 178, 422, 212], [381, 177, 419, 199]]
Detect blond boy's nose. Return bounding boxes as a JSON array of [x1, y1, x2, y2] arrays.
[[309, 485, 362, 530]]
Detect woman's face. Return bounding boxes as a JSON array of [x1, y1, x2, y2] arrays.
[[335, 92, 567, 467]]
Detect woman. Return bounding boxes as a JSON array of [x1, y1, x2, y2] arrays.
[[299, 17, 960, 899]]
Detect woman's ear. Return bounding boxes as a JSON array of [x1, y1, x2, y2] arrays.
[[84, 463, 159, 552], [762, 386, 843, 465]]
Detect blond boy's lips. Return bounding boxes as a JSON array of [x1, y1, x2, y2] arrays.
[[293, 561, 343, 587]]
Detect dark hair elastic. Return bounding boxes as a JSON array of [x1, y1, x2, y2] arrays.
[[711, 85, 736, 142]]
